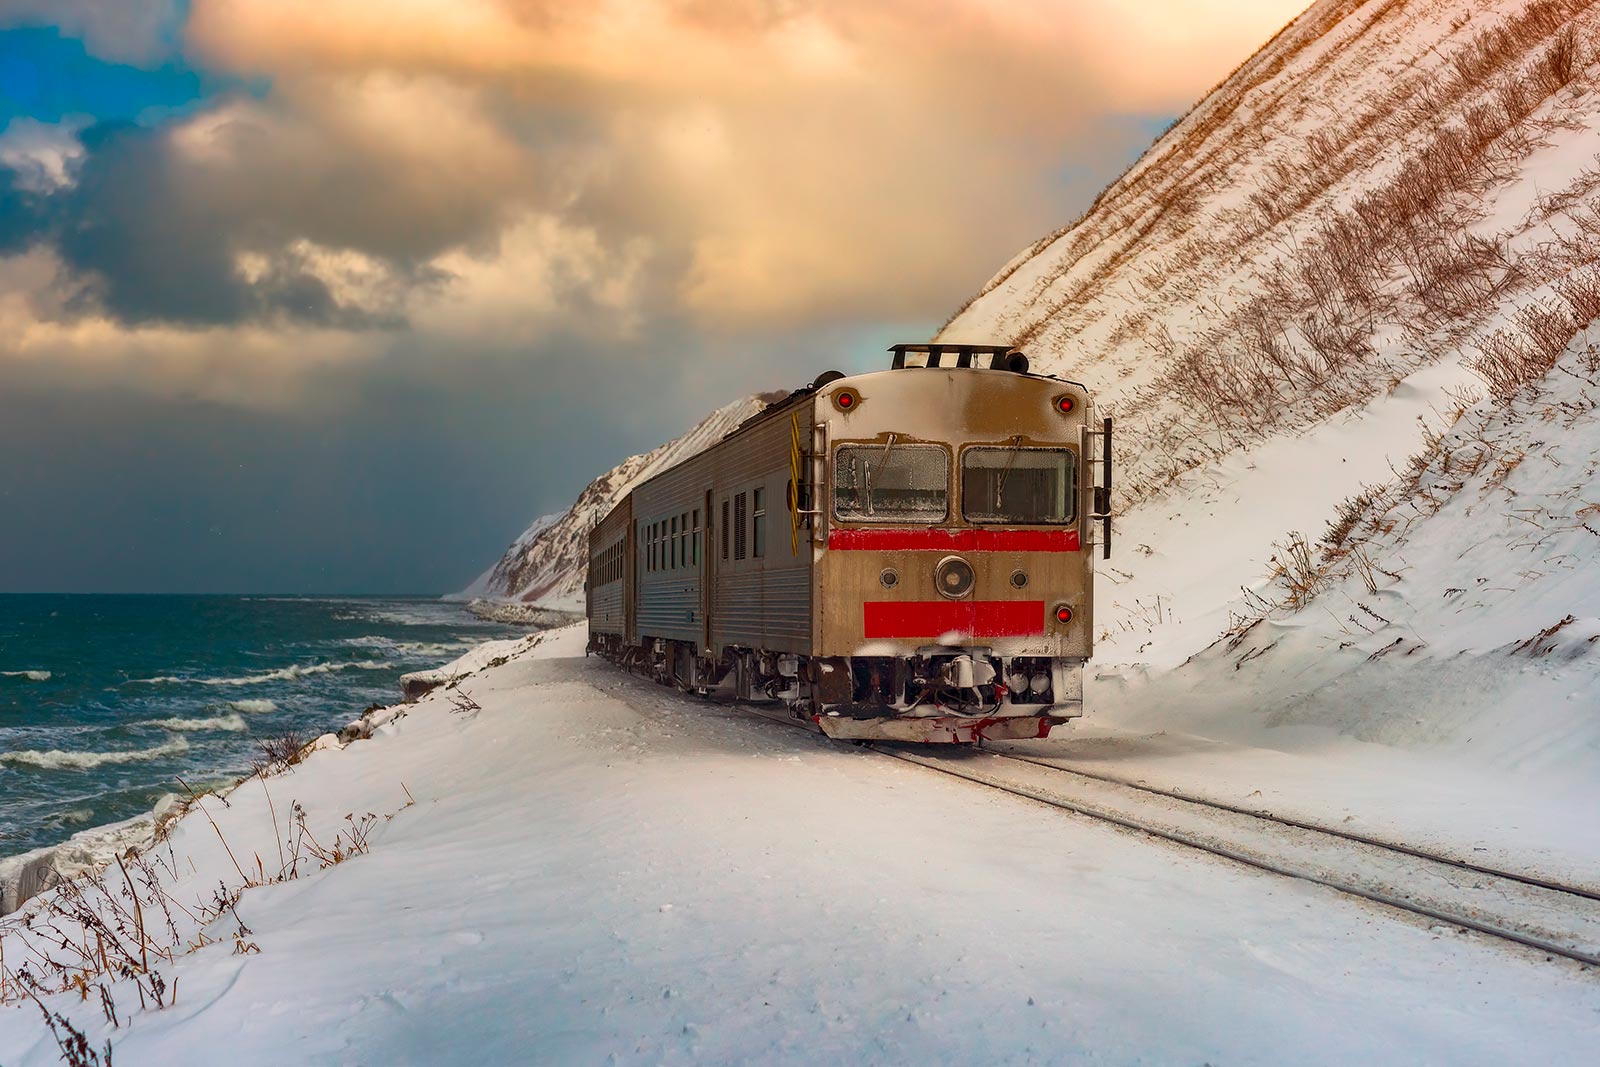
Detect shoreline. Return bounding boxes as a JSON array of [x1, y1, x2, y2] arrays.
[[0, 627, 553, 917]]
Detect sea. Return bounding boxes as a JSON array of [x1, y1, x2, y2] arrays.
[[0, 595, 528, 862]]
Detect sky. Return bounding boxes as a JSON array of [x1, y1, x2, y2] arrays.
[[0, 0, 1309, 594]]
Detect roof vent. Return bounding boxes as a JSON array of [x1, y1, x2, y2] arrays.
[[889, 343, 1028, 373]]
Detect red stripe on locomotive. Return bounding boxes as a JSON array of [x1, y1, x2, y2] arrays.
[[827, 528, 1080, 552], [862, 600, 1046, 638]]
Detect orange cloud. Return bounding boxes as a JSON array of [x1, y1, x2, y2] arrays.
[[179, 0, 1308, 327], [0, 1, 1310, 403]]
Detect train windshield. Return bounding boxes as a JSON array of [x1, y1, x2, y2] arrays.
[[834, 443, 949, 522], [962, 447, 1076, 524]]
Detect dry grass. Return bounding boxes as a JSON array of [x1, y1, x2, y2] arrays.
[[1266, 532, 1330, 610], [1469, 270, 1600, 398], [1, 765, 405, 1058], [252, 732, 307, 775], [1322, 489, 1377, 549]]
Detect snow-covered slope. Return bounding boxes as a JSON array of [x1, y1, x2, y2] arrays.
[[941, 0, 1600, 674], [460, 394, 773, 610]]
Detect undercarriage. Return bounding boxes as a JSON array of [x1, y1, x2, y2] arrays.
[[587, 631, 1082, 743]]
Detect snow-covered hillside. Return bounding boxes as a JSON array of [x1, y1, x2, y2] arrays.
[[942, 0, 1600, 678], [460, 394, 773, 609]]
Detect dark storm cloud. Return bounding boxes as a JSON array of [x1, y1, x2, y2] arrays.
[[0, 118, 427, 328], [0, 325, 815, 593], [0, 164, 46, 251], [56, 121, 258, 324]]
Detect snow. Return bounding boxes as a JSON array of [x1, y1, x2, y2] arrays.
[[10, 0, 1600, 1060], [396, 633, 545, 696], [923, 0, 1600, 938], [3, 626, 1596, 1065], [1095, 356, 1483, 668]]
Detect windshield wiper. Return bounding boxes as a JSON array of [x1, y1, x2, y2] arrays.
[[995, 435, 1024, 507], [863, 433, 897, 516]]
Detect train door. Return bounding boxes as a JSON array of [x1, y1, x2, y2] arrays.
[[701, 488, 714, 653]]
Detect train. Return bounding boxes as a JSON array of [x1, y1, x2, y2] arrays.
[[585, 343, 1111, 743]]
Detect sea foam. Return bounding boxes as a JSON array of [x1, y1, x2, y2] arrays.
[[227, 699, 278, 714], [133, 661, 391, 687], [145, 713, 248, 733], [0, 670, 51, 681], [0, 737, 191, 771]]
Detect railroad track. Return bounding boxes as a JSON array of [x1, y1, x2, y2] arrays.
[[590, 661, 1600, 969], [869, 744, 1600, 970]]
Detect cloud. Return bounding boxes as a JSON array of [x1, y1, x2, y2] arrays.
[[0, 118, 86, 191], [0, 0, 1310, 405]]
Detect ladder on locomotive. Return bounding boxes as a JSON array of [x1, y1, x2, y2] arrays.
[[1086, 416, 1114, 560]]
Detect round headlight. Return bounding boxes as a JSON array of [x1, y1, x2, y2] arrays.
[[935, 556, 975, 600], [1010, 569, 1028, 589], [880, 568, 899, 589]]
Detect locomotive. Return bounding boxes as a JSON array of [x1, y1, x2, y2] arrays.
[[585, 343, 1111, 743]]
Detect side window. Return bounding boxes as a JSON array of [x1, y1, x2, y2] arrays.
[[721, 500, 730, 560], [692, 509, 701, 565], [671, 515, 679, 569], [753, 487, 765, 558], [734, 492, 747, 560]]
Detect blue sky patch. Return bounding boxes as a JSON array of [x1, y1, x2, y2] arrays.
[[0, 25, 210, 130]]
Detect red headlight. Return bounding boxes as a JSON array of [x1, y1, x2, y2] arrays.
[[834, 389, 858, 411], [1055, 395, 1075, 414], [1054, 605, 1073, 624]]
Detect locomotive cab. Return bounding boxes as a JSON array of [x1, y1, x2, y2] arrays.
[[804, 344, 1109, 743]]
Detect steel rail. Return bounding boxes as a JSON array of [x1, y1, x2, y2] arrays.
[[596, 658, 1600, 968], [987, 749, 1600, 904], [870, 745, 1600, 970]]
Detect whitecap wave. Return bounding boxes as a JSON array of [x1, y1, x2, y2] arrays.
[[132, 661, 391, 687], [227, 698, 278, 714], [343, 636, 475, 656], [0, 670, 51, 681], [44, 808, 97, 827], [342, 635, 399, 650], [144, 713, 248, 733], [1, 737, 191, 771]]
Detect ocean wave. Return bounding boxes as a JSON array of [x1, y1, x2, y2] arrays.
[[144, 713, 248, 733], [44, 808, 97, 827], [0, 670, 51, 681], [1, 737, 191, 771], [343, 636, 476, 656], [132, 660, 392, 687], [227, 698, 277, 714], [333, 607, 448, 626]]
